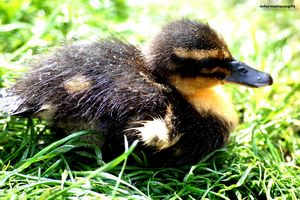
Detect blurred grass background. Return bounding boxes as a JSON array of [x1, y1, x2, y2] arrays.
[[0, 0, 300, 199]]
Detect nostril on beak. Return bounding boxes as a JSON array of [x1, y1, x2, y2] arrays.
[[238, 66, 248, 74]]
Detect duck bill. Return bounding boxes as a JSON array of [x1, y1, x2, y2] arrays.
[[225, 60, 273, 88]]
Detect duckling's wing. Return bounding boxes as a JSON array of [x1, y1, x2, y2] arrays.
[[6, 39, 169, 133]]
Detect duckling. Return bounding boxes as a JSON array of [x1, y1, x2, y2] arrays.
[[0, 19, 273, 166]]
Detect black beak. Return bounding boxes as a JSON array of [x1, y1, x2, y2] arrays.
[[225, 60, 273, 88]]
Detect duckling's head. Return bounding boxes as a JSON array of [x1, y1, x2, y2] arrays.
[[147, 19, 273, 94]]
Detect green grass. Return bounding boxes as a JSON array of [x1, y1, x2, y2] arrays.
[[0, 0, 300, 199]]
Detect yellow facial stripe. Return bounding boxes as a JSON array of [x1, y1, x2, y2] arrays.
[[173, 47, 231, 61]]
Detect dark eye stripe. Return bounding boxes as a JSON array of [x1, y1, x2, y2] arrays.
[[171, 54, 230, 78], [211, 72, 227, 80], [174, 66, 227, 79]]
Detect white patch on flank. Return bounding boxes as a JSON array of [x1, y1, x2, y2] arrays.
[[131, 105, 181, 150], [63, 75, 92, 94], [126, 105, 182, 150], [135, 118, 170, 150]]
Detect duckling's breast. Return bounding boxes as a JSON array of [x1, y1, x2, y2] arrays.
[[184, 85, 239, 130], [155, 89, 237, 165]]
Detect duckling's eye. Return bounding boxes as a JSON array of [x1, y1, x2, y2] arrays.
[[212, 72, 226, 80]]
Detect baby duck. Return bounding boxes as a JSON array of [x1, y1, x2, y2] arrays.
[[1, 19, 273, 166]]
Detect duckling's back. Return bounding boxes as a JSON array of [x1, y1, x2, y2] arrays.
[[8, 40, 168, 135]]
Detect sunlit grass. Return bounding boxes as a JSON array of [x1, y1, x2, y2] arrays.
[[0, 0, 300, 199]]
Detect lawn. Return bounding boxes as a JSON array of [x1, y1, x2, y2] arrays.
[[0, 0, 300, 199]]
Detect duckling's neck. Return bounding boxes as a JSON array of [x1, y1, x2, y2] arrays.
[[169, 76, 239, 130]]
